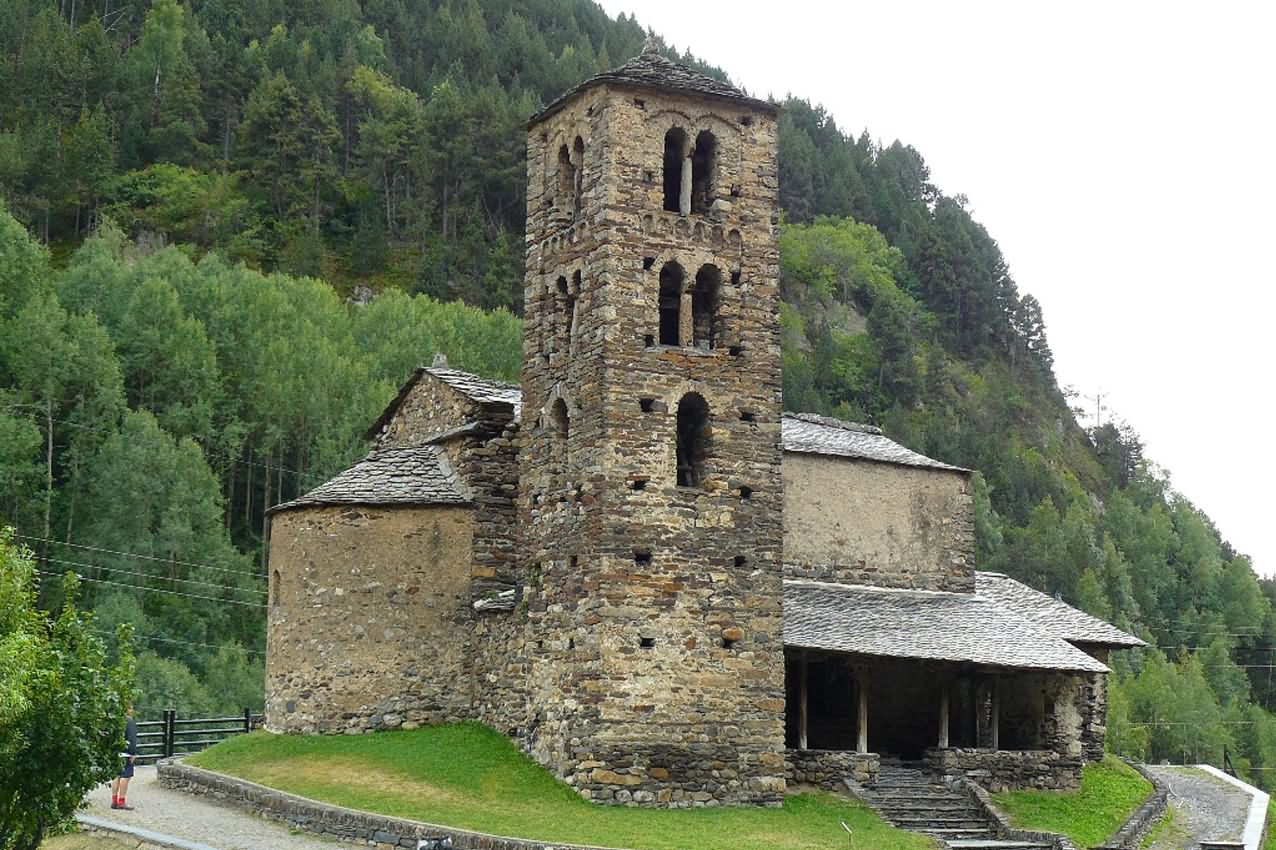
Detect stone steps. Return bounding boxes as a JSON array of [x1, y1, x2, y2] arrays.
[[860, 766, 1052, 849]]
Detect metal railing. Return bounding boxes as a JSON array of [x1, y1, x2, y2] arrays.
[[135, 708, 262, 763]]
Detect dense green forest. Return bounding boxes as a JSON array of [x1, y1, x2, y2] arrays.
[[3, 0, 1275, 787]]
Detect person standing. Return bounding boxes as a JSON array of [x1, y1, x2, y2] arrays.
[[111, 704, 137, 810]]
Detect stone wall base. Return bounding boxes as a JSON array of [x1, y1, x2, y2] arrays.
[[560, 742, 785, 807], [926, 747, 1081, 793], [785, 749, 879, 790]]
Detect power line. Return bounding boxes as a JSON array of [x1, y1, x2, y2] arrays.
[[45, 555, 266, 597], [92, 628, 265, 657], [36, 569, 265, 609], [16, 534, 268, 581]]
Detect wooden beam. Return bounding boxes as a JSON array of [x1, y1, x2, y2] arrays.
[[857, 671, 869, 754], [939, 682, 950, 749], [991, 677, 1000, 751], [798, 654, 809, 751]]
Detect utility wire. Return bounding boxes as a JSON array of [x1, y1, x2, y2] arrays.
[[92, 628, 265, 657], [16, 534, 268, 581], [36, 569, 265, 608], [45, 555, 266, 597]]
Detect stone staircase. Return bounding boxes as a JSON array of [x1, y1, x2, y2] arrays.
[[860, 765, 1052, 850]]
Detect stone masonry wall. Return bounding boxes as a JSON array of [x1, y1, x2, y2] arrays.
[[265, 505, 475, 734], [517, 82, 787, 806], [782, 452, 975, 592], [927, 747, 1081, 793], [377, 377, 477, 447], [786, 749, 879, 790]]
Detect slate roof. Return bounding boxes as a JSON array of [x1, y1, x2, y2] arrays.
[[365, 366, 521, 441], [532, 40, 776, 124], [781, 413, 969, 473], [977, 572, 1145, 648], [268, 445, 468, 514], [783, 579, 1110, 673]]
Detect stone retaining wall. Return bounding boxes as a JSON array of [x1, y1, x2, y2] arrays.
[[927, 747, 1081, 792], [962, 779, 1082, 850], [784, 749, 878, 790], [156, 760, 622, 850], [1093, 761, 1168, 849]]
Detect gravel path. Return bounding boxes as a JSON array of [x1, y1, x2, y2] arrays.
[[84, 766, 346, 850], [1143, 766, 1252, 850]]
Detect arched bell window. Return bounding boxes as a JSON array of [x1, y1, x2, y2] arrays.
[[675, 392, 709, 487]]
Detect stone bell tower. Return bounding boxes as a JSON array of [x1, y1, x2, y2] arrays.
[[518, 42, 785, 806]]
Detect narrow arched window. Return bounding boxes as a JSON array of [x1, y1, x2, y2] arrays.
[[658, 261, 685, 346], [271, 569, 281, 608], [551, 398, 569, 439], [691, 130, 717, 214], [675, 392, 709, 487], [557, 145, 574, 214], [663, 128, 688, 213], [691, 264, 721, 348], [572, 136, 585, 213]]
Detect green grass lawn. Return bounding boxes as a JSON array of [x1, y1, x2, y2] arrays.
[[991, 755, 1152, 847], [187, 723, 931, 850]]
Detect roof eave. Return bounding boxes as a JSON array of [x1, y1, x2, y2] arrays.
[[529, 77, 778, 128]]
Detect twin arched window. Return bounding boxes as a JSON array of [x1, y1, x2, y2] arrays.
[[656, 261, 722, 348], [556, 136, 585, 218], [663, 128, 717, 215]]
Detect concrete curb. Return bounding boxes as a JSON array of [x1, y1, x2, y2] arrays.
[[76, 813, 224, 850], [158, 759, 633, 850], [1196, 764, 1269, 850]]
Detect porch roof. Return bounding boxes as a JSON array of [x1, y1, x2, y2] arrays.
[[783, 579, 1109, 673], [976, 571, 1145, 648]]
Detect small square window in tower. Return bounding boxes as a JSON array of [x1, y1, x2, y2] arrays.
[[691, 131, 717, 215], [658, 262, 685, 346], [691, 264, 721, 348], [675, 392, 709, 487]]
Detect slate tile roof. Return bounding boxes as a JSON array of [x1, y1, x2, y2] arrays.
[[533, 40, 776, 124], [268, 445, 468, 514], [976, 571, 1146, 648], [783, 578, 1111, 673], [781, 412, 969, 473]]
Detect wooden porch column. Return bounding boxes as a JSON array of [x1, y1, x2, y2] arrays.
[[938, 682, 950, 749], [798, 654, 809, 750], [857, 670, 869, 754], [991, 677, 1000, 751]]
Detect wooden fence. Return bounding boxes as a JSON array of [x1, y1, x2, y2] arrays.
[[135, 709, 262, 763]]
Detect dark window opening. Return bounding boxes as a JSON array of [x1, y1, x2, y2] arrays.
[[730, 270, 741, 285], [551, 399, 569, 437], [739, 486, 753, 500], [691, 130, 717, 214], [644, 334, 655, 347], [733, 555, 748, 567], [634, 550, 652, 566], [643, 256, 656, 271], [691, 264, 721, 348], [557, 145, 574, 213], [740, 115, 753, 127], [663, 127, 688, 213], [631, 478, 648, 491], [572, 136, 585, 212], [639, 398, 656, 413], [658, 262, 685, 346], [739, 410, 756, 422], [271, 570, 280, 607], [634, 98, 646, 109], [722, 636, 739, 649], [643, 170, 654, 183], [675, 392, 709, 487], [639, 636, 656, 649], [569, 555, 578, 569]]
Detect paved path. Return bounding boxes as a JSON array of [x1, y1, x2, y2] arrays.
[[83, 766, 345, 850], [1143, 766, 1252, 850]]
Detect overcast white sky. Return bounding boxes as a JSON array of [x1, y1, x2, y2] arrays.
[[599, 0, 1276, 576]]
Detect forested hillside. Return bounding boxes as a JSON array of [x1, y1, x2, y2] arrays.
[[3, 0, 1275, 786]]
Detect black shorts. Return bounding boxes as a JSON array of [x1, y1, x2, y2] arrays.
[[119, 757, 135, 779]]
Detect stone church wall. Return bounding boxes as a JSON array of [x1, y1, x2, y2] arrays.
[[265, 505, 475, 734], [782, 453, 975, 592]]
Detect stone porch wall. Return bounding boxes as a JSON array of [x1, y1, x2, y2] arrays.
[[785, 749, 878, 790], [926, 747, 1081, 792]]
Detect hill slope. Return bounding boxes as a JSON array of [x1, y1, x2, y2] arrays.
[[1, 0, 1274, 788]]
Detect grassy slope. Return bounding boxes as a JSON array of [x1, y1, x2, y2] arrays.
[[187, 724, 930, 850], [991, 755, 1152, 847]]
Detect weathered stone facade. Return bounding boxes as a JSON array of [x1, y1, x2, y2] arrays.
[[782, 452, 974, 592], [265, 504, 475, 734], [785, 749, 879, 790], [516, 58, 786, 806], [263, 45, 1142, 808]]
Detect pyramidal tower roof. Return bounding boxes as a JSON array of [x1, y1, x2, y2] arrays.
[[531, 37, 776, 124]]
